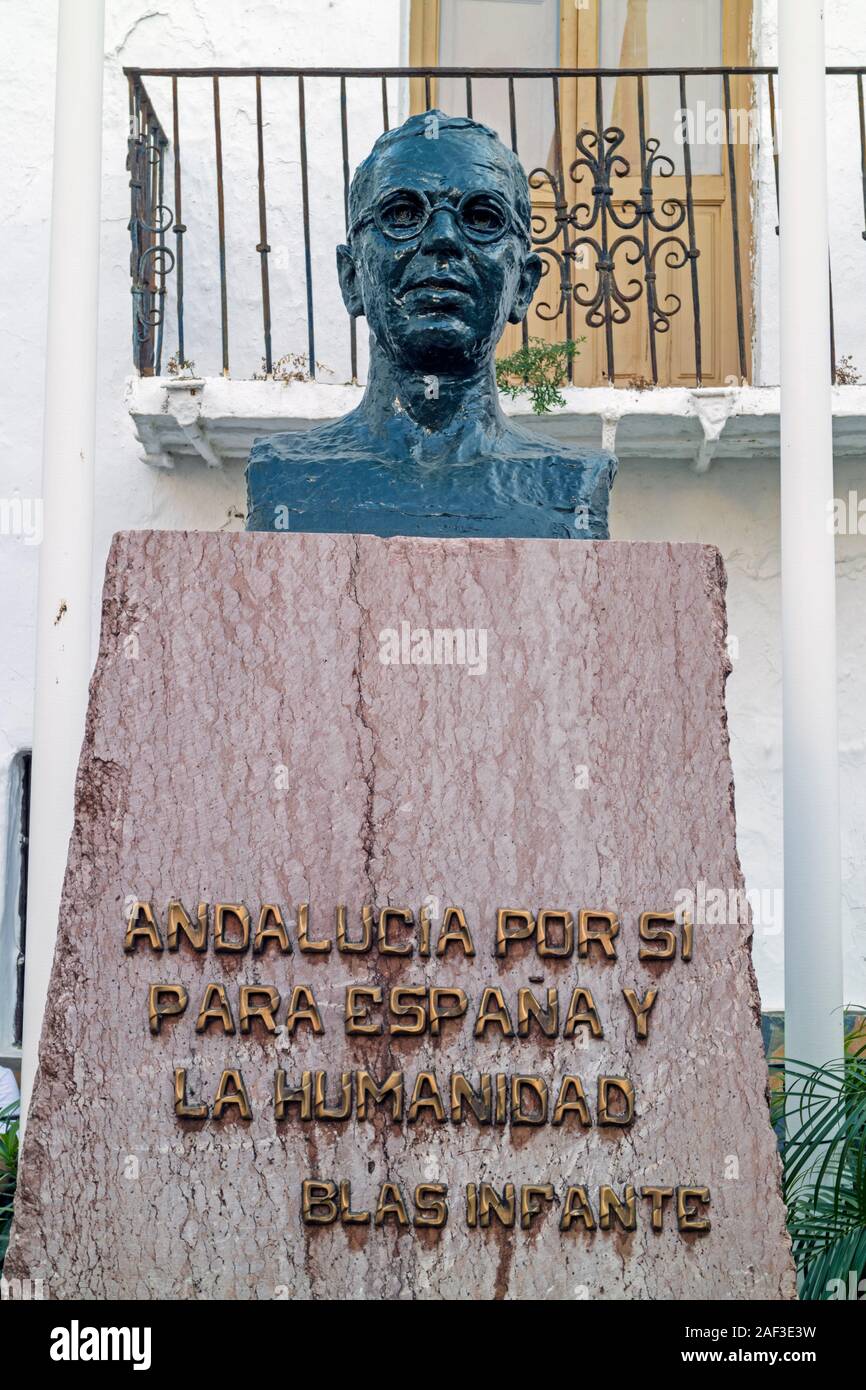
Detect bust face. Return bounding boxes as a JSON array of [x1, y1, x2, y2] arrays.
[[338, 125, 541, 376]]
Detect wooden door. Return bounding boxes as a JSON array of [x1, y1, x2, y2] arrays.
[[410, 0, 754, 386]]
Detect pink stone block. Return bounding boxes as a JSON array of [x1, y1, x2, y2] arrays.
[[7, 532, 795, 1300]]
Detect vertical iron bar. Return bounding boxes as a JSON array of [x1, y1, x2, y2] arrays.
[[424, 74, 431, 109], [142, 106, 156, 375], [298, 75, 316, 377], [828, 258, 837, 383], [858, 73, 866, 240], [768, 72, 780, 233], [465, 75, 473, 118], [172, 77, 186, 365], [381, 75, 389, 132], [155, 131, 166, 375], [507, 76, 528, 349], [636, 75, 659, 384], [212, 76, 229, 375], [551, 75, 575, 382], [507, 75, 518, 150], [340, 76, 358, 381], [596, 75, 615, 383], [255, 75, 273, 375], [127, 76, 144, 373], [723, 71, 747, 381], [679, 71, 703, 385]]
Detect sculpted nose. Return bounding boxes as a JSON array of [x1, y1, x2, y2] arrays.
[[419, 206, 464, 255]]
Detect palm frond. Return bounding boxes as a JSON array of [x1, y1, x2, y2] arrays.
[[772, 1030, 866, 1298]]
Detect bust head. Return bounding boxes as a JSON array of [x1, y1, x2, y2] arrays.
[[337, 111, 543, 375], [246, 109, 616, 541]]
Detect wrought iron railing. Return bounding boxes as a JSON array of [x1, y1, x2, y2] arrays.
[[125, 65, 866, 388]]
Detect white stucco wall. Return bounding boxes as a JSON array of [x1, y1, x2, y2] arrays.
[[754, 0, 866, 386], [1, 0, 865, 1045]]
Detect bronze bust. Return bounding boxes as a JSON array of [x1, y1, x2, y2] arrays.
[[246, 111, 615, 539]]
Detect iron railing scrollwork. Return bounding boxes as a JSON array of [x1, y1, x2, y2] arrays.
[[526, 74, 699, 384], [122, 65, 866, 387], [128, 76, 175, 376]]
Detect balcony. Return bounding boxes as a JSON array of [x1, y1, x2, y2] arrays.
[[124, 64, 866, 470]]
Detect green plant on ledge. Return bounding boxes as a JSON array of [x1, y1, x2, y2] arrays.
[[771, 1026, 866, 1299], [496, 336, 583, 415], [0, 1101, 19, 1275]]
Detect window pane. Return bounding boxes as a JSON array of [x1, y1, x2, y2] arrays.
[[600, 0, 724, 175], [437, 0, 559, 173]]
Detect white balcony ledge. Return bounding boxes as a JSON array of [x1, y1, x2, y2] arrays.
[[126, 376, 866, 474]]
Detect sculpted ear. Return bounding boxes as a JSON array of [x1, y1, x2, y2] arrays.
[[508, 251, 542, 324], [337, 244, 365, 318]]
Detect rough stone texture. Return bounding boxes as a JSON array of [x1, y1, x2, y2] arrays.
[[8, 531, 796, 1300]]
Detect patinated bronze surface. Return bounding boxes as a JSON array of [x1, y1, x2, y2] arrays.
[[246, 112, 616, 538]]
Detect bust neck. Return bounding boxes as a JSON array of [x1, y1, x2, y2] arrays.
[[358, 346, 507, 454]]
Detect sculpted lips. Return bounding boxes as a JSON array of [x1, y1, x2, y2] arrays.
[[400, 271, 475, 309]]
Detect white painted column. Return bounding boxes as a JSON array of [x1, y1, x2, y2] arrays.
[[20, 0, 105, 1121], [779, 3, 843, 1080]]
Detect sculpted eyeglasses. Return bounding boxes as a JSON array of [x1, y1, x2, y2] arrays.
[[349, 188, 531, 246]]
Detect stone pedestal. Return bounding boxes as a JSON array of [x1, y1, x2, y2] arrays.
[[7, 532, 795, 1300]]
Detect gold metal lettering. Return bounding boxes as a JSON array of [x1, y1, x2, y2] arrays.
[[414, 1184, 448, 1228], [297, 902, 331, 953], [389, 985, 427, 1036], [339, 1180, 370, 1224], [638, 910, 676, 960], [560, 1186, 596, 1231], [148, 983, 188, 1035], [563, 987, 603, 1038], [377, 907, 414, 955], [356, 1070, 404, 1121], [253, 903, 291, 954], [641, 1185, 674, 1232], [474, 987, 514, 1037], [313, 1071, 352, 1120], [285, 984, 323, 1036], [124, 901, 162, 953], [436, 907, 475, 957], [302, 1179, 338, 1224], [213, 1069, 252, 1120], [623, 986, 658, 1040], [166, 899, 207, 952], [597, 1075, 635, 1126], [214, 903, 250, 952], [195, 983, 235, 1034], [577, 909, 619, 960], [517, 987, 559, 1037], [407, 1071, 446, 1123], [537, 909, 574, 957], [345, 985, 382, 1035], [450, 1073, 493, 1124], [510, 1075, 549, 1125], [274, 1069, 312, 1120], [494, 908, 534, 957], [479, 1182, 515, 1228], [428, 986, 468, 1035], [173, 1066, 207, 1119], [375, 1182, 410, 1227], [336, 904, 372, 953], [677, 1186, 711, 1232], [552, 1075, 591, 1126], [520, 1183, 555, 1230], [599, 1184, 636, 1231], [239, 985, 280, 1034]]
